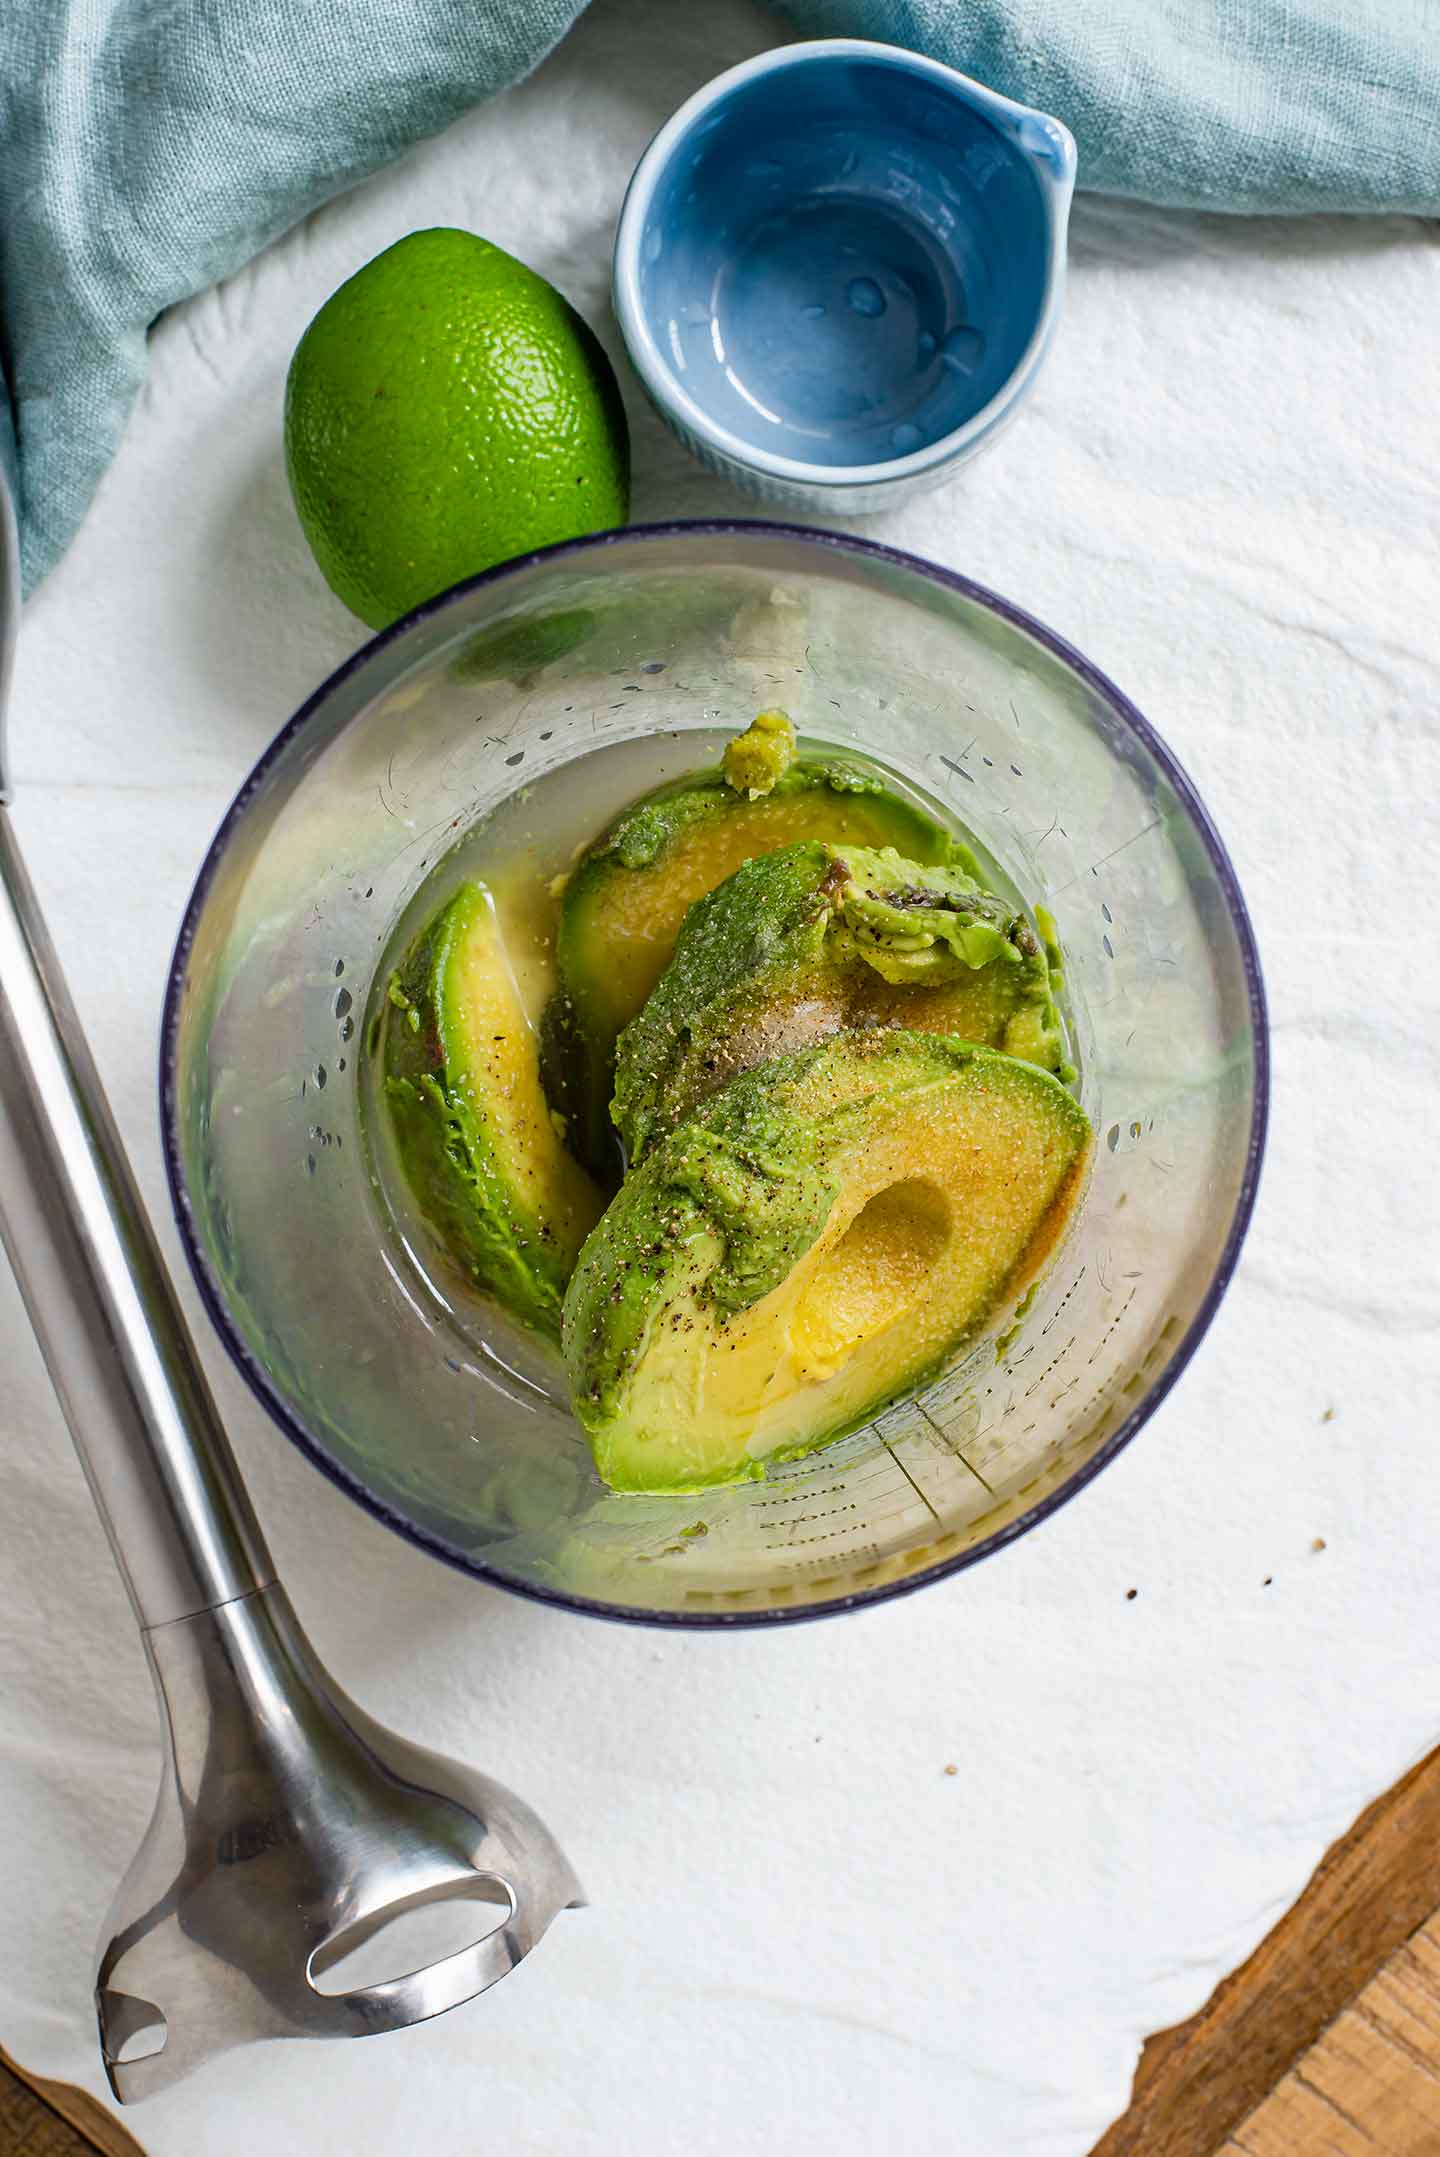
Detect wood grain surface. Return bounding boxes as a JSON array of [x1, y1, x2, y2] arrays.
[[1222, 1917, 1440, 2152], [1095, 1741, 1440, 2156], [0, 2047, 144, 2157]]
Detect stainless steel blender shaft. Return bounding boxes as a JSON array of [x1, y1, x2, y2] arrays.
[[0, 396, 579, 2104], [0, 808, 276, 1627]]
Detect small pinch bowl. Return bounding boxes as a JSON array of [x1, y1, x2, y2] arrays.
[[612, 40, 1076, 511]]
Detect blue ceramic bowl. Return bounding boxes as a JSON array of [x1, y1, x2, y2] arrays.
[[612, 40, 1076, 513]]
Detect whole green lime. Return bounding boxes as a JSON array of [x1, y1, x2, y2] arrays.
[[284, 228, 631, 629]]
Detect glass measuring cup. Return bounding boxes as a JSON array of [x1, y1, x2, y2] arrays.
[[163, 523, 1266, 1625]]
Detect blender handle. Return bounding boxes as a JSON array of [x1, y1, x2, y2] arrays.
[[0, 807, 276, 1627]]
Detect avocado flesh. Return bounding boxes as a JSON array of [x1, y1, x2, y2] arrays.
[[385, 881, 603, 1341], [546, 755, 957, 1181], [721, 707, 797, 795], [563, 1031, 1092, 1494], [612, 842, 1068, 1164]]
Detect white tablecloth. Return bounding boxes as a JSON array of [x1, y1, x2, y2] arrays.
[[4, 2, 1438, 2149]]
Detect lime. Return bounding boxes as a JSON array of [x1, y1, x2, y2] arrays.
[[284, 228, 630, 629]]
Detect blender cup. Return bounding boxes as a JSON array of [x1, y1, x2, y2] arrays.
[[164, 523, 1265, 1624]]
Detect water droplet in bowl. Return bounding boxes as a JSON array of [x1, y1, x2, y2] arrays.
[[917, 329, 937, 359], [941, 325, 985, 372], [846, 277, 886, 318], [891, 421, 924, 452], [334, 987, 352, 1020], [800, 301, 826, 320]]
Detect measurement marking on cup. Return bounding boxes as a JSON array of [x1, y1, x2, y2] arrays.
[[1050, 815, 1164, 897], [916, 1403, 995, 1495], [882, 1442, 941, 1524]]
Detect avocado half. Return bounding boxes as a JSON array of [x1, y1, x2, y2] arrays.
[[384, 881, 603, 1340], [612, 840, 1070, 1165], [544, 738, 958, 1182], [563, 1030, 1093, 1494]]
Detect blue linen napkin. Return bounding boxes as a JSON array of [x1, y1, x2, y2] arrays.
[[3, 0, 1437, 591]]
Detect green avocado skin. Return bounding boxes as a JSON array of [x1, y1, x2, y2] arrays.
[[544, 758, 959, 1182], [611, 841, 1064, 1164], [563, 1031, 1089, 1492], [384, 893, 570, 1342]]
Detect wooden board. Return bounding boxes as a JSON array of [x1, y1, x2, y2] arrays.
[[0, 2046, 145, 2157], [1095, 1742, 1440, 2155], [1222, 1916, 1440, 2153]]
